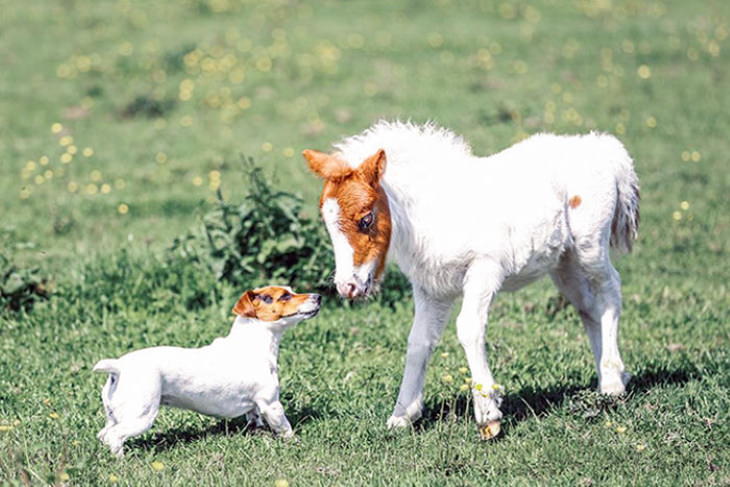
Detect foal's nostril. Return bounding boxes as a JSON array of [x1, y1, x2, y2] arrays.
[[346, 283, 357, 297]]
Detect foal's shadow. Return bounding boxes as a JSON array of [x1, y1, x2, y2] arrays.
[[129, 406, 321, 453], [419, 363, 700, 433]]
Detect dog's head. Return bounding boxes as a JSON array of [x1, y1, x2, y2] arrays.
[[232, 286, 321, 328]]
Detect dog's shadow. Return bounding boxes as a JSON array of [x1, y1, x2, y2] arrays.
[[419, 363, 700, 432], [129, 406, 322, 453]]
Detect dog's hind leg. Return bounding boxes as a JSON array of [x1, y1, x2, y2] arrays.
[[104, 409, 159, 458], [102, 374, 162, 457], [97, 375, 118, 443]]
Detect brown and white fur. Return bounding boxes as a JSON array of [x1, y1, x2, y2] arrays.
[[304, 120, 639, 438], [93, 286, 321, 457]]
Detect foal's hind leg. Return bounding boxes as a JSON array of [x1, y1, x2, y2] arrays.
[[550, 253, 629, 395]]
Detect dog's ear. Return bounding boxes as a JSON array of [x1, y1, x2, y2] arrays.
[[302, 149, 352, 179], [232, 290, 257, 318]]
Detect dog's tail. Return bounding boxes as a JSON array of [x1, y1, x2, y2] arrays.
[[606, 135, 640, 254], [93, 359, 120, 375]]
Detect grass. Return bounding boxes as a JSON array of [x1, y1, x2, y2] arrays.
[[1, 0, 729, 484]]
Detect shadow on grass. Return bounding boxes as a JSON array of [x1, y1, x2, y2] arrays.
[[129, 405, 322, 453], [419, 362, 701, 433]]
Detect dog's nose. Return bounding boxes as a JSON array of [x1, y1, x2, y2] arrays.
[[313, 294, 322, 305]]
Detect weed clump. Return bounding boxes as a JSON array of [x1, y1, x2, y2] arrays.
[[169, 160, 410, 304], [0, 253, 49, 312], [169, 161, 334, 292]]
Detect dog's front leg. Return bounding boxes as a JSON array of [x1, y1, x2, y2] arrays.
[[387, 285, 454, 429], [256, 399, 293, 438]]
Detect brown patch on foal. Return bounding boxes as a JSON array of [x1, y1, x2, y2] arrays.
[[303, 149, 392, 280]]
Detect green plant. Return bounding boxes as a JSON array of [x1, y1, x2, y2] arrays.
[[168, 160, 411, 304], [0, 253, 49, 312], [169, 160, 334, 291]]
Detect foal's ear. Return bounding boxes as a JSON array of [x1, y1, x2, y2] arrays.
[[302, 149, 352, 179], [232, 290, 257, 318], [359, 149, 386, 186]]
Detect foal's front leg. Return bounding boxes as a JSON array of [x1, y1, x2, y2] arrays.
[[456, 259, 504, 438], [387, 286, 453, 428]]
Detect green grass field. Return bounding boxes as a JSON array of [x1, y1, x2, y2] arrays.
[[1, 0, 729, 484]]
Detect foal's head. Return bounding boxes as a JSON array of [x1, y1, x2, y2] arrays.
[[303, 148, 391, 299]]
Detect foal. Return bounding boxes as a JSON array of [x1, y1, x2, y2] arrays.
[[304, 121, 639, 438]]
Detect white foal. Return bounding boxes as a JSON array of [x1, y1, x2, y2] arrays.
[[304, 120, 639, 438]]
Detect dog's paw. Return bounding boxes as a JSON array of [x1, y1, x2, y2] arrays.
[[110, 445, 125, 459]]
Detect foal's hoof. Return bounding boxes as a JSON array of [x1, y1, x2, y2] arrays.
[[600, 371, 632, 396], [386, 415, 412, 430], [479, 421, 502, 441]]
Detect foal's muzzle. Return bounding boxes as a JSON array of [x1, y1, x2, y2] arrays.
[[336, 275, 372, 299]]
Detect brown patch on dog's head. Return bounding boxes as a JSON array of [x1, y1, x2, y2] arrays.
[[232, 286, 319, 322], [569, 195, 582, 209], [232, 290, 257, 318]]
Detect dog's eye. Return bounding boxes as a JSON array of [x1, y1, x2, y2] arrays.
[[358, 212, 374, 231], [279, 292, 291, 302], [260, 294, 273, 304]]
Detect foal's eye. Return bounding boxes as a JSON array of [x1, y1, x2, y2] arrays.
[[279, 292, 291, 302], [358, 212, 374, 231], [260, 294, 273, 304]]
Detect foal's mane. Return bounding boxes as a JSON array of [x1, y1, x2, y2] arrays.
[[332, 120, 474, 170]]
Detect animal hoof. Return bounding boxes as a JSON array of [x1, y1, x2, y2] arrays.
[[479, 421, 501, 440], [600, 378, 628, 395], [386, 415, 412, 429]]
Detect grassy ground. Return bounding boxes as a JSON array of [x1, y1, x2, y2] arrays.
[[1, 0, 729, 485]]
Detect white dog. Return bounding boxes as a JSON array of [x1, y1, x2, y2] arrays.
[[93, 286, 321, 457]]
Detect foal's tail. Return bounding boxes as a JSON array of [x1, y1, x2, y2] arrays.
[[607, 136, 640, 253]]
